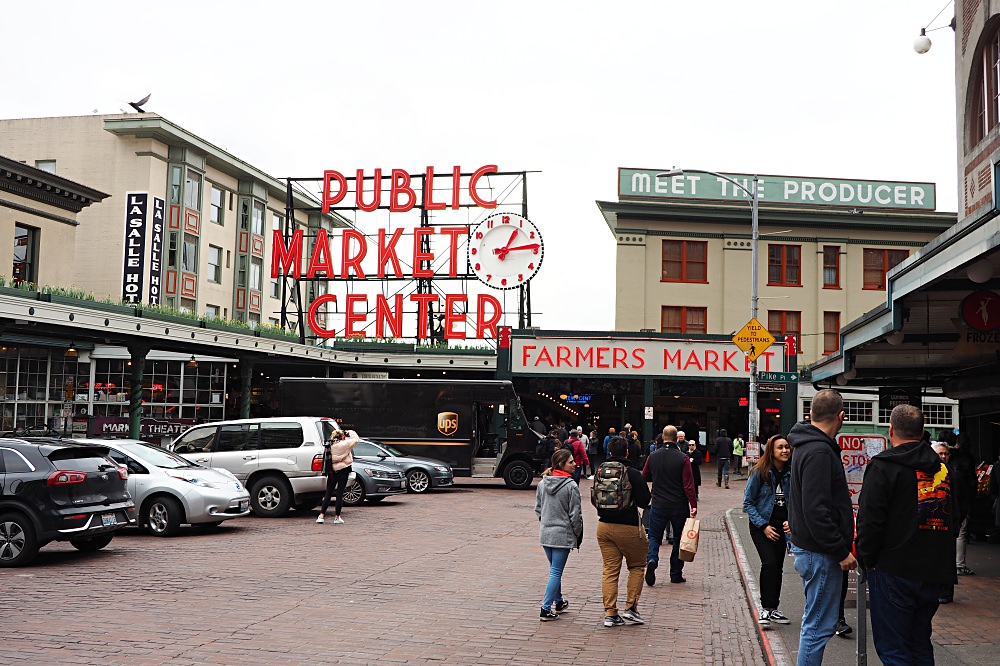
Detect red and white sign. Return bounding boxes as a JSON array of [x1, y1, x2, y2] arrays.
[[837, 433, 888, 508], [512, 337, 786, 378]]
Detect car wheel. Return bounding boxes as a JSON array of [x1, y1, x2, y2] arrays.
[[145, 496, 183, 537], [341, 478, 366, 506], [249, 475, 293, 517], [0, 512, 39, 567], [69, 534, 114, 552], [503, 460, 534, 489], [406, 469, 432, 494]]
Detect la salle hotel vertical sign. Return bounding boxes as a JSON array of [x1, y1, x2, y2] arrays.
[[121, 192, 165, 304]]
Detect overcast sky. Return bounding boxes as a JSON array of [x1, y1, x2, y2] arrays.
[[2, 1, 958, 333]]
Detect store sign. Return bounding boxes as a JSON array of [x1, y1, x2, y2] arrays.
[[838, 434, 888, 508], [619, 168, 936, 211], [148, 197, 165, 305], [960, 290, 1000, 332], [121, 192, 148, 303], [92, 417, 197, 438], [512, 337, 785, 378]]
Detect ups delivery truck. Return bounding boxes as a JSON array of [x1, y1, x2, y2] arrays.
[[278, 378, 543, 489]]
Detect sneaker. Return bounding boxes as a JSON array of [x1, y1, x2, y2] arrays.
[[603, 615, 626, 628], [587, 475, 594, 480], [315, 514, 325, 524], [834, 619, 853, 637], [332, 516, 345, 524], [539, 608, 559, 621], [957, 566, 975, 576], [554, 600, 569, 614], [670, 576, 686, 584], [645, 560, 657, 586], [621, 607, 645, 624], [767, 609, 791, 624], [758, 609, 771, 627]]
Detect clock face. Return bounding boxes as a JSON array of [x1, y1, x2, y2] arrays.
[[468, 212, 544, 289]]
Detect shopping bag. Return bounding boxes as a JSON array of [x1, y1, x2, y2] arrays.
[[679, 517, 700, 562]]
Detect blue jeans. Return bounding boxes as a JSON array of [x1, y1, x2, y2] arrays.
[[646, 505, 688, 581], [541, 546, 570, 611], [717, 457, 730, 482], [868, 567, 939, 665], [791, 544, 841, 666]]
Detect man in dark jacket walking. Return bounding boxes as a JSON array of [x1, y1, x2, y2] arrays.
[[857, 404, 958, 665], [787, 389, 857, 666], [715, 428, 734, 488], [642, 425, 698, 586]]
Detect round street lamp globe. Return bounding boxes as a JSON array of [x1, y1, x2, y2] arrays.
[[914, 31, 932, 54]]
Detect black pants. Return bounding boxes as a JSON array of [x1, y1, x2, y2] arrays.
[[749, 522, 786, 610], [320, 466, 351, 516]]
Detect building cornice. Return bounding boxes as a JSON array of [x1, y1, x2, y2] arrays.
[[0, 154, 109, 213]]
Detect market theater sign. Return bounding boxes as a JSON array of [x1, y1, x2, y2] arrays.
[[512, 338, 786, 378]]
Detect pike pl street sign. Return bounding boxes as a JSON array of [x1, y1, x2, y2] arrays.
[[757, 371, 799, 383]]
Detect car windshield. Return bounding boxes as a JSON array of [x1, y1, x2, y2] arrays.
[[117, 441, 198, 469]]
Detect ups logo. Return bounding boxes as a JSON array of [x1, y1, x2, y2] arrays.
[[437, 412, 459, 436]]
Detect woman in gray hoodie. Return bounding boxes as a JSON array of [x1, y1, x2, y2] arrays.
[[534, 448, 584, 621]]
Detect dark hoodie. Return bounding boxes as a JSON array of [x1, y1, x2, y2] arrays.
[[787, 421, 854, 561], [856, 440, 958, 585]]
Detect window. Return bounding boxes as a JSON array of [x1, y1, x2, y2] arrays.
[[182, 235, 198, 272], [216, 424, 258, 452], [270, 277, 280, 299], [923, 403, 955, 427], [823, 246, 840, 288], [167, 232, 178, 268], [205, 304, 220, 318], [863, 249, 909, 290], [268, 318, 279, 327], [661, 306, 707, 334], [237, 255, 247, 287], [172, 426, 216, 453], [170, 166, 182, 205], [767, 244, 801, 286], [768, 310, 800, 353], [970, 28, 1000, 146], [661, 240, 707, 282], [252, 201, 265, 236], [184, 170, 202, 210], [260, 422, 303, 449], [250, 257, 263, 291], [843, 400, 873, 423], [272, 213, 283, 234], [248, 313, 260, 328], [12, 224, 39, 285], [823, 312, 840, 354], [210, 187, 224, 225], [207, 245, 222, 283], [802, 400, 811, 421], [34, 160, 56, 174], [179, 298, 196, 314]]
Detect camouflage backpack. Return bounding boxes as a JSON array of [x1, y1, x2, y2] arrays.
[[590, 460, 633, 511]]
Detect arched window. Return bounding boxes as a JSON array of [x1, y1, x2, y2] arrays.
[[969, 24, 1000, 147]]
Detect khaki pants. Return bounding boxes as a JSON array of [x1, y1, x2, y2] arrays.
[[597, 521, 649, 616]]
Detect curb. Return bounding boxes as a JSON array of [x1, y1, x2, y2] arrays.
[[724, 507, 793, 666]]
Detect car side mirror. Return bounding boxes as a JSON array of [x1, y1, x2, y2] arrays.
[[378, 453, 387, 459]]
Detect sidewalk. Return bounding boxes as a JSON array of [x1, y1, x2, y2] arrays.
[[725, 474, 999, 665]]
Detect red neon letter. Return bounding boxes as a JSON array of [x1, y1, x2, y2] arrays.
[[424, 166, 445, 211], [389, 169, 416, 212], [451, 165, 461, 209], [375, 294, 404, 338], [475, 293, 502, 339], [440, 227, 467, 277], [307, 229, 332, 278], [321, 171, 347, 213], [344, 294, 368, 337], [412, 228, 435, 278], [307, 294, 337, 338], [468, 164, 498, 208], [377, 228, 404, 278], [443, 294, 468, 340], [356, 168, 382, 212], [409, 293, 438, 340], [341, 229, 367, 279], [271, 229, 303, 278]]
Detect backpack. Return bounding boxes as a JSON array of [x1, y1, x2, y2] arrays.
[[590, 460, 633, 511]]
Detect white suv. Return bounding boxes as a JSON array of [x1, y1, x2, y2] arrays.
[[170, 417, 339, 518]]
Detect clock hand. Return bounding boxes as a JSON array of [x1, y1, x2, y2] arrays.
[[494, 230, 520, 261], [493, 243, 540, 254]]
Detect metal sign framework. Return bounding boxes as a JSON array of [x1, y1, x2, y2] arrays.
[[282, 170, 534, 344]]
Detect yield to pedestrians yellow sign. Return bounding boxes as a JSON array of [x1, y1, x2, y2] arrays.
[[732, 318, 775, 363]]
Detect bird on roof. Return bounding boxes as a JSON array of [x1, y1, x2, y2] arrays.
[[129, 93, 151, 113]]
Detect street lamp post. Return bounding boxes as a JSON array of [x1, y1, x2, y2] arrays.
[[656, 169, 761, 446]]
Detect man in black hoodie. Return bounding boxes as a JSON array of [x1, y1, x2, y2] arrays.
[[787, 389, 856, 666], [857, 404, 958, 665]]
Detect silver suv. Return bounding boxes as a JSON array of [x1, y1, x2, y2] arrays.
[[171, 417, 339, 518]]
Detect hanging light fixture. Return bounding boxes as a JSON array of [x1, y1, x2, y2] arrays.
[[65, 342, 79, 359], [186, 355, 198, 368]]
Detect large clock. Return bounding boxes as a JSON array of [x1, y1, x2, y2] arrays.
[[468, 212, 544, 289]]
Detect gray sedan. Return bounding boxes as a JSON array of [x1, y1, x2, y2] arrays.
[[353, 438, 454, 494], [80, 439, 251, 536]]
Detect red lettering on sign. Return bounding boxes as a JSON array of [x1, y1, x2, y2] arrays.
[[389, 169, 416, 212], [556, 346, 571, 367], [443, 294, 468, 340], [344, 294, 368, 337], [705, 349, 720, 371], [596, 347, 610, 368], [683, 350, 704, 371], [341, 229, 367, 279], [723, 351, 739, 371], [375, 294, 403, 338], [664, 349, 682, 369], [536, 346, 554, 367], [613, 347, 628, 368], [521, 345, 537, 367], [576, 347, 594, 367], [475, 294, 502, 339], [377, 228, 404, 278], [631, 348, 646, 369]]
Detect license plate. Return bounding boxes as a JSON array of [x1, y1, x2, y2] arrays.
[[101, 512, 117, 527], [239, 500, 249, 512], [400, 480, 406, 488]]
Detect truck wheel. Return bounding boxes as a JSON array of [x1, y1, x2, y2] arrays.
[[0, 512, 39, 567], [503, 461, 534, 490], [70, 534, 114, 551], [250, 476, 293, 517], [406, 469, 431, 493]]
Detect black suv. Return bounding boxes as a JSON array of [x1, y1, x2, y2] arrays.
[[0, 438, 136, 567]]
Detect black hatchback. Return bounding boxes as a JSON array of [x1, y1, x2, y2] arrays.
[[0, 438, 136, 567]]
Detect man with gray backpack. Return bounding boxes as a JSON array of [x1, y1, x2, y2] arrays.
[[592, 436, 651, 627]]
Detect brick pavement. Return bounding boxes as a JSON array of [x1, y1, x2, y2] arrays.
[[1, 476, 764, 665]]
